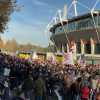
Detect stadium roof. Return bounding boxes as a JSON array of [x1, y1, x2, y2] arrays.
[[50, 10, 100, 32]]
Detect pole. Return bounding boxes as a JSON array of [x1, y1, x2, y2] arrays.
[[58, 10, 70, 45], [73, 0, 78, 16], [91, 11, 100, 44], [91, 0, 100, 12]]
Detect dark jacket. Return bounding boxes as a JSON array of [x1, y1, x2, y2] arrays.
[[22, 77, 34, 92]]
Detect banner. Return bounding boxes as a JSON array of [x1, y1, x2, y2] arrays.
[[62, 44, 65, 54], [71, 42, 77, 64], [18, 53, 30, 60], [56, 54, 63, 63], [47, 52, 56, 64], [67, 43, 69, 53], [32, 52, 38, 60], [78, 54, 86, 66], [63, 51, 74, 65]]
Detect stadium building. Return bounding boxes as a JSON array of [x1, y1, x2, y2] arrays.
[[49, 0, 100, 64]]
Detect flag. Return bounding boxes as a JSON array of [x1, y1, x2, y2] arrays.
[[62, 44, 65, 54], [78, 54, 86, 66], [67, 43, 69, 53], [50, 53, 56, 64], [72, 42, 77, 64], [68, 41, 77, 64], [57, 48, 60, 53], [63, 51, 74, 65], [81, 39, 85, 54], [90, 38, 95, 55], [47, 52, 56, 64], [32, 52, 38, 60]]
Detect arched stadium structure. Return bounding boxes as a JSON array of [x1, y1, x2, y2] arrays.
[[50, 11, 100, 64]]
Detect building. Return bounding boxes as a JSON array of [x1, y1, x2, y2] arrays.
[[50, 11, 100, 64]]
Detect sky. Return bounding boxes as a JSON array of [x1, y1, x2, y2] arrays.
[[1, 0, 100, 47]]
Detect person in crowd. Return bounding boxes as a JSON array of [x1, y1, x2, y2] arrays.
[[70, 77, 82, 100], [34, 75, 46, 100], [0, 52, 100, 100], [2, 79, 11, 100], [63, 74, 72, 100], [22, 75, 34, 100], [96, 92, 100, 100]]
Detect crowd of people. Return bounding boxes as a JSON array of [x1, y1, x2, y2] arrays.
[[0, 52, 100, 100]]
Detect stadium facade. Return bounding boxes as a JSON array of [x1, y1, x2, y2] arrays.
[[49, 11, 100, 64]]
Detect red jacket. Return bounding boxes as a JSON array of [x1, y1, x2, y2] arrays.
[[81, 87, 90, 99]]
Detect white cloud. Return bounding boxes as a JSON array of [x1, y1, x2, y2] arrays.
[[32, 0, 48, 6]]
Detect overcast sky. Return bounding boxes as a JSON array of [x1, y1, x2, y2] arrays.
[[1, 0, 100, 47]]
